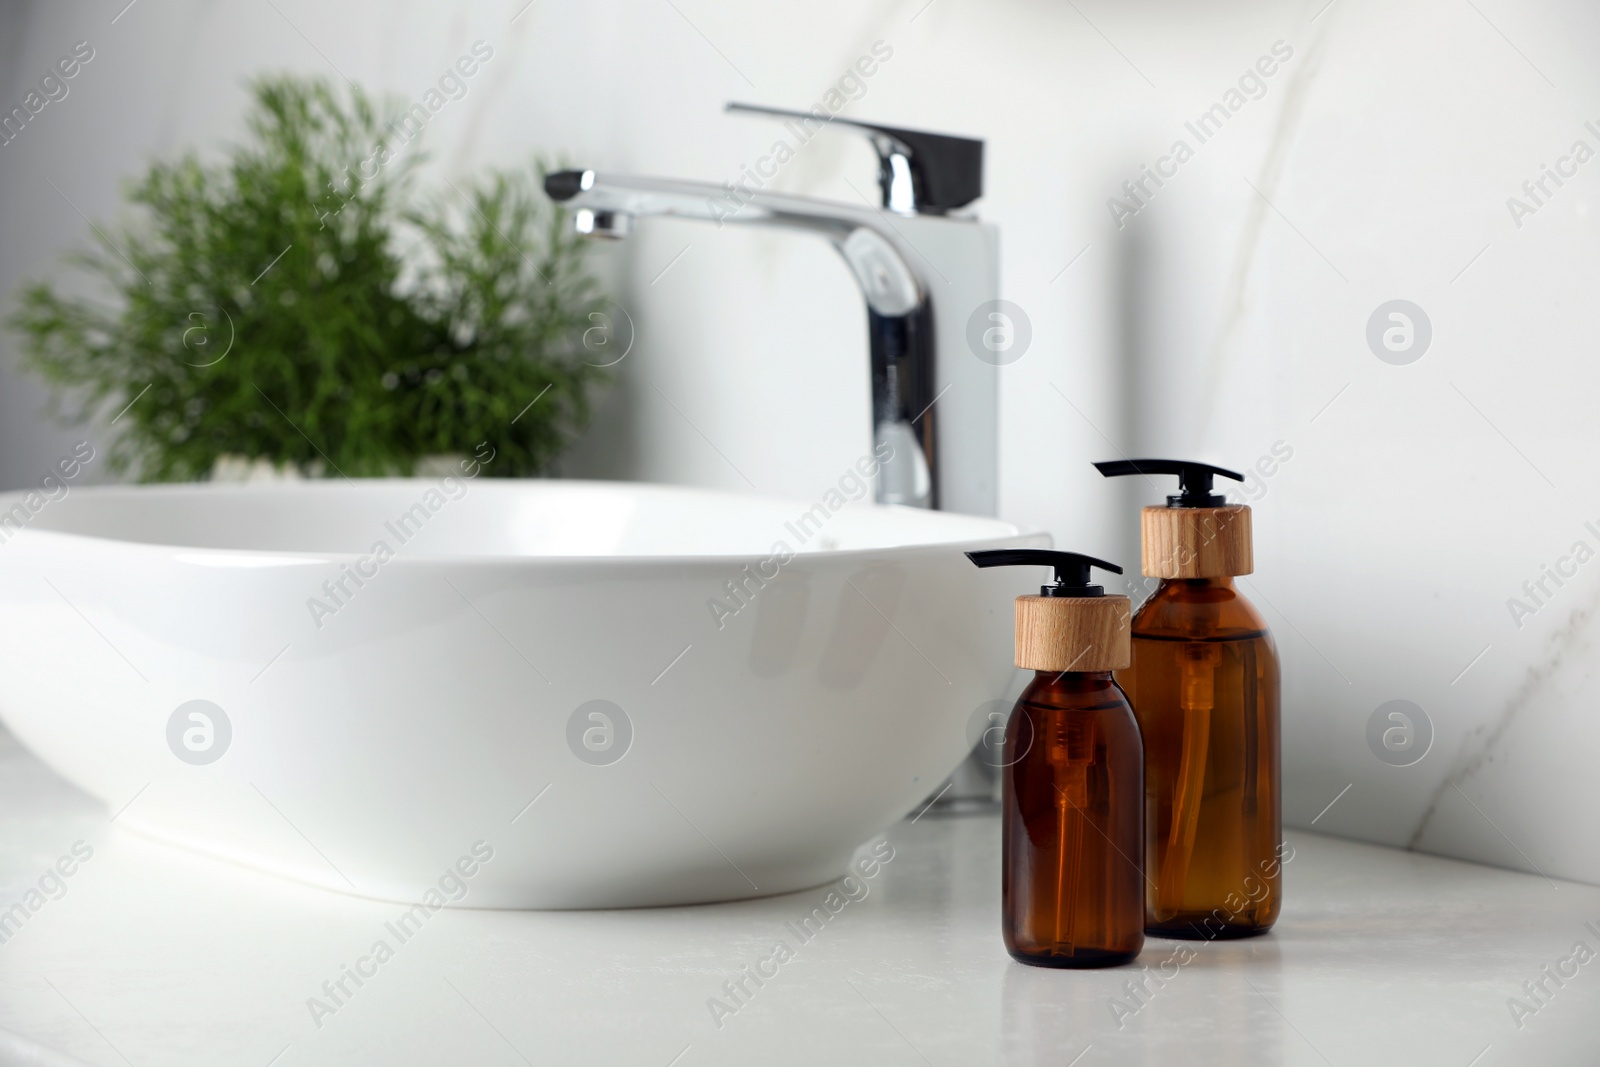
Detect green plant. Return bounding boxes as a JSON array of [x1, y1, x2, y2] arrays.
[[8, 75, 611, 481]]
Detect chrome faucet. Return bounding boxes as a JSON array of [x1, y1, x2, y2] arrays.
[[543, 103, 998, 516]]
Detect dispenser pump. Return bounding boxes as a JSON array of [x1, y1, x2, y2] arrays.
[[967, 549, 1131, 673], [966, 549, 1122, 598], [1093, 457, 1254, 579], [1092, 458, 1243, 508]]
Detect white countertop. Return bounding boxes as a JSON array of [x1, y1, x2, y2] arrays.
[[0, 729, 1595, 1067]]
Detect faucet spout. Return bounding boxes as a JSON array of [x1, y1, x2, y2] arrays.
[[546, 171, 924, 318]]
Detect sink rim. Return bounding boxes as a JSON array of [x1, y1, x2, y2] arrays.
[[0, 478, 1035, 566]]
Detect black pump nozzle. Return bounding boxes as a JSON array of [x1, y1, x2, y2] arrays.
[[966, 549, 1122, 598], [1093, 458, 1244, 508]]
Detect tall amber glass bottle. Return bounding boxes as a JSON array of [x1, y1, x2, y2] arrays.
[[968, 549, 1144, 968], [1095, 460, 1282, 940]]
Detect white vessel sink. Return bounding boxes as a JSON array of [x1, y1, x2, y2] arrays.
[[0, 479, 1042, 908]]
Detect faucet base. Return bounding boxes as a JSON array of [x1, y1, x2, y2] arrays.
[[915, 747, 1000, 817]]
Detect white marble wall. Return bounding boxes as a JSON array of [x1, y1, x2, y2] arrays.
[[1, 0, 1597, 884]]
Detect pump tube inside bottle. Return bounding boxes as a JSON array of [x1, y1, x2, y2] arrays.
[[1157, 643, 1219, 917]]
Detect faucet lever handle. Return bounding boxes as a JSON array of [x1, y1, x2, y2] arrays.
[[725, 102, 983, 216]]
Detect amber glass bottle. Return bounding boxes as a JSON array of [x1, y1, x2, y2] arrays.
[[1120, 577, 1280, 938], [1003, 670, 1145, 966], [1095, 459, 1282, 940], [968, 548, 1145, 968]]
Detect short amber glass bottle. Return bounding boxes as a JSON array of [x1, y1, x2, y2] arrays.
[[1003, 670, 1145, 966], [968, 548, 1145, 968], [1120, 576, 1280, 938]]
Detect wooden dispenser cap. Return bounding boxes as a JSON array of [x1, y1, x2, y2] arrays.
[[1014, 594, 1131, 673], [1141, 505, 1253, 578]]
